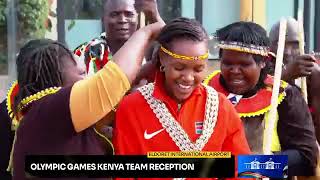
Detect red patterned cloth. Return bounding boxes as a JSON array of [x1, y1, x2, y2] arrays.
[[74, 33, 112, 75]]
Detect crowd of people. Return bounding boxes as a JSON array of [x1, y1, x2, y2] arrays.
[[1, 0, 320, 179]]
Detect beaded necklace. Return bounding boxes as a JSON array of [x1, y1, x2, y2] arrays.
[[18, 87, 62, 113], [7, 86, 61, 174]]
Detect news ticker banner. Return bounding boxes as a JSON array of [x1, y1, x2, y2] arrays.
[[26, 152, 233, 178], [25, 152, 288, 178]]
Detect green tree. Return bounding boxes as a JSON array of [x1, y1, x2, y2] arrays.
[[0, 0, 49, 74]]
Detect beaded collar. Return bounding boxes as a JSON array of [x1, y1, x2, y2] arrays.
[[5, 81, 19, 130], [204, 71, 287, 117], [17, 87, 61, 113]]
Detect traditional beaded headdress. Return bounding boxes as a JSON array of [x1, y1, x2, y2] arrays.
[[160, 45, 209, 61], [218, 41, 269, 57], [215, 21, 270, 57]]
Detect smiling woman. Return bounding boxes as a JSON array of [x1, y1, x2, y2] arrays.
[[159, 38, 208, 103], [204, 21, 318, 176], [113, 18, 251, 179]]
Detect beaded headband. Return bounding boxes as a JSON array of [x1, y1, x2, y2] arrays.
[[218, 41, 269, 57], [160, 46, 209, 61]]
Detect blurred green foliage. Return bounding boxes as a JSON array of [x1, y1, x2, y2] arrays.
[[17, 0, 49, 38], [64, 0, 103, 19], [0, 0, 49, 74]]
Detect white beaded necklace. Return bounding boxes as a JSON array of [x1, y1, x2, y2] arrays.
[[138, 83, 219, 151]]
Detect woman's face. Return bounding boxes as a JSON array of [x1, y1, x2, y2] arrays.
[[160, 39, 208, 103], [61, 55, 86, 86], [220, 50, 265, 94]]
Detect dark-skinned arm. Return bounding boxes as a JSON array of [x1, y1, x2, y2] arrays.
[[69, 22, 165, 132]]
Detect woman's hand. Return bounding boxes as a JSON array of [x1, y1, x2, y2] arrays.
[[134, 0, 163, 24], [112, 21, 165, 84]]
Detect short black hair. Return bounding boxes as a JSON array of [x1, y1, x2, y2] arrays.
[[157, 17, 208, 49], [216, 21, 270, 91]]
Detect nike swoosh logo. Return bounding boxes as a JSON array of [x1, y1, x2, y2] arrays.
[[144, 128, 165, 140]]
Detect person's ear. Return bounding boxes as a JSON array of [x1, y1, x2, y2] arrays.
[[158, 49, 166, 66], [259, 61, 266, 68]]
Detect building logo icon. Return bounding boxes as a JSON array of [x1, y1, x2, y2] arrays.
[[244, 158, 281, 170], [238, 155, 288, 178]]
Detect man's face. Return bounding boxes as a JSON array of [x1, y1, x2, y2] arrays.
[[270, 21, 300, 65], [103, 1, 138, 42]]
